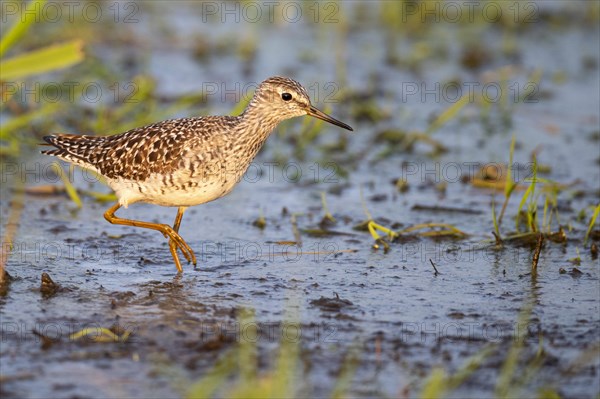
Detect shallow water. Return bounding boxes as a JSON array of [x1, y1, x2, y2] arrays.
[[1, 2, 599, 398]]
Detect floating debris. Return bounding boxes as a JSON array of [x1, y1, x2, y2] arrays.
[[318, 192, 337, 229], [40, 272, 59, 298], [301, 229, 355, 238], [310, 293, 354, 312], [569, 268, 583, 277], [397, 223, 467, 238], [252, 214, 266, 230], [32, 329, 57, 350], [393, 178, 409, 193], [70, 324, 132, 343], [411, 204, 482, 215], [0, 270, 12, 297]]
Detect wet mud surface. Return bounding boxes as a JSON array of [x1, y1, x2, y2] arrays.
[[2, 154, 599, 397]]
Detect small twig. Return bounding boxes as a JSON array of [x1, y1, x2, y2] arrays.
[[429, 259, 440, 276], [532, 233, 544, 271]]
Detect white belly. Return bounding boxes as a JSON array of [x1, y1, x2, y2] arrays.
[[108, 171, 240, 208]]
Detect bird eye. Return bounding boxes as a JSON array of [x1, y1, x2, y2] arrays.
[[281, 92, 292, 101]]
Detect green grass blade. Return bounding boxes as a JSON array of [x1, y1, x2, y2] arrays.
[[420, 368, 447, 399], [360, 187, 373, 220], [495, 299, 534, 399], [230, 91, 252, 116], [537, 388, 561, 399], [584, 204, 600, 246], [426, 94, 469, 134], [268, 321, 299, 397], [419, 345, 494, 398], [516, 183, 533, 233], [492, 195, 501, 241], [0, 102, 60, 141], [50, 163, 82, 208], [499, 136, 517, 228], [0, 40, 84, 80], [516, 158, 537, 233], [446, 346, 495, 390], [321, 192, 336, 223], [0, 0, 47, 57], [542, 196, 549, 233], [369, 221, 398, 240], [186, 350, 237, 399], [237, 309, 257, 384], [397, 223, 467, 237], [527, 157, 539, 231], [330, 343, 361, 399], [79, 190, 117, 203], [505, 134, 517, 197]]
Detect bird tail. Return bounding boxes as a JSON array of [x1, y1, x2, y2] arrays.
[[41, 134, 105, 170]]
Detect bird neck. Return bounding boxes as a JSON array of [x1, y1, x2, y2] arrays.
[[237, 101, 281, 144], [223, 103, 281, 172]]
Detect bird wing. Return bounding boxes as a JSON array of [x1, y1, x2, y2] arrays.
[[43, 117, 238, 182]]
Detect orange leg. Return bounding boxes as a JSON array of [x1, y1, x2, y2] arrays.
[[169, 207, 191, 272], [104, 203, 197, 273]]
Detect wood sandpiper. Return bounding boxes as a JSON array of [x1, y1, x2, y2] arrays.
[[42, 76, 353, 272]]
